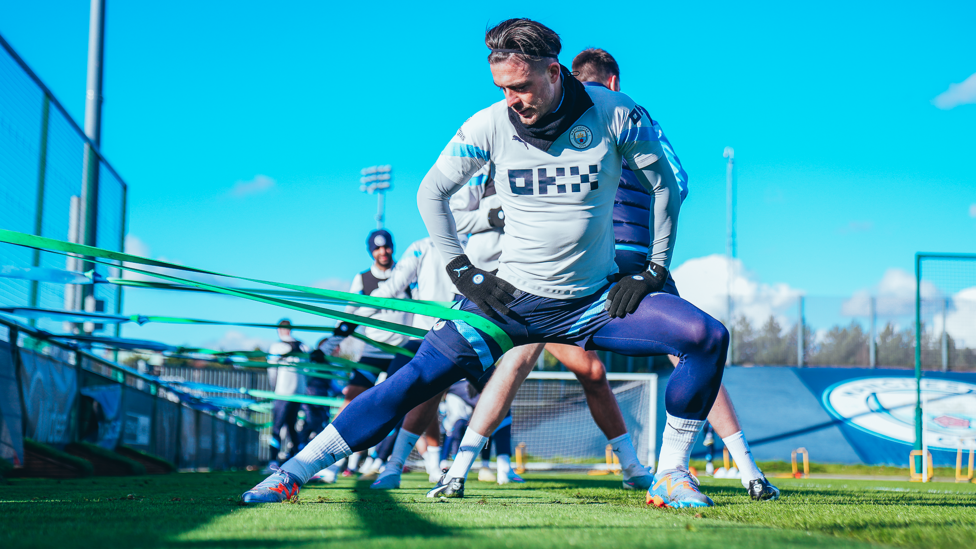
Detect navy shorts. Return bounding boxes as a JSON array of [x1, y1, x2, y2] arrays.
[[426, 276, 685, 383], [348, 356, 394, 389]]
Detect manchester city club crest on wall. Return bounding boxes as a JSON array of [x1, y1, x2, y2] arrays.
[[824, 377, 976, 450], [569, 125, 592, 149]]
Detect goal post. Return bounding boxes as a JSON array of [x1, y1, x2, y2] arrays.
[[914, 252, 976, 477], [511, 372, 658, 471]]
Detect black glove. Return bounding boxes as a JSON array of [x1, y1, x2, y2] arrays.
[[606, 262, 669, 318], [334, 322, 358, 338], [446, 254, 517, 318], [488, 207, 506, 228]]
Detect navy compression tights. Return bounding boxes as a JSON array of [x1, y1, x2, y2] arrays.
[[332, 293, 729, 451]]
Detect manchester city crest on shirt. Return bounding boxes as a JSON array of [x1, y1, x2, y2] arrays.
[[569, 125, 592, 149]]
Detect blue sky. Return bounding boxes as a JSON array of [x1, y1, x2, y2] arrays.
[[1, 1, 974, 349]]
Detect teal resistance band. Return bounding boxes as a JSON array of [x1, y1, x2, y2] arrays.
[[0, 229, 514, 352], [1, 306, 414, 359], [109, 278, 453, 308]]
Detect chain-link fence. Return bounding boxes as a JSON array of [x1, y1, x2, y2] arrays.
[[723, 291, 976, 372], [0, 315, 262, 471], [916, 254, 976, 372], [586, 284, 976, 373], [0, 33, 126, 335]]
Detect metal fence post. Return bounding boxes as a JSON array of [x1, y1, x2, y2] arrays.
[[78, 0, 106, 328], [941, 298, 949, 372], [10, 327, 27, 438], [913, 254, 923, 474], [74, 350, 84, 443], [28, 95, 51, 321], [113, 184, 127, 360], [869, 296, 877, 368], [797, 296, 805, 367]]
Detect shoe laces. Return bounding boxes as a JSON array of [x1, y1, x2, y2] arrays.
[[253, 469, 291, 491], [662, 469, 701, 489]]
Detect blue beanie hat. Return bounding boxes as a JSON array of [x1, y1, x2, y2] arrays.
[[367, 229, 393, 256]]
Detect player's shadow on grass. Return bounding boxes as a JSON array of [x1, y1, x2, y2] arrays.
[[345, 477, 458, 538], [0, 472, 255, 549]]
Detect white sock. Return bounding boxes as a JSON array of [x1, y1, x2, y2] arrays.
[[722, 431, 763, 487], [497, 454, 512, 476], [609, 433, 646, 479], [446, 429, 489, 479], [656, 413, 705, 473], [347, 452, 362, 471], [424, 447, 442, 475], [481, 459, 490, 469], [281, 424, 352, 484], [384, 430, 421, 474]]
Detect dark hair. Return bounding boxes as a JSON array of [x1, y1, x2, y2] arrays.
[[571, 48, 619, 84], [485, 18, 561, 69]]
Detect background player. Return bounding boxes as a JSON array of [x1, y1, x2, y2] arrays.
[[264, 319, 307, 472], [310, 228, 412, 481], [353, 235, 457, 487]]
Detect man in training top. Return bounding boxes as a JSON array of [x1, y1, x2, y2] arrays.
[[312, 228, 411, 480], [442, 48, 778, 502], [265, 319, 308, 471], [357, 237, 524, 489], [244, 18, 729, 509]]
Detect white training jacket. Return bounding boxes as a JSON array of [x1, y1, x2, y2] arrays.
[[417, 85, 678, 300], [357, 237, 459, 331], [346, 265, 411, 359]]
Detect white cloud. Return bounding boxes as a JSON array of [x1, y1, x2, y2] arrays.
[[201, 329, 273, 352], [932, 72, 976, 110], [125, 234, 150, 257], [312, 278, 351, 292], [671, 255, 803, 329], [122, 234, 158, 282], [933, 286, 976, 348], [229, 175, 276, 198], [969, 203, 976, 218], [841, 269, 976, 347], [121, 235, 230, 287], [842, 268, 941, 317]]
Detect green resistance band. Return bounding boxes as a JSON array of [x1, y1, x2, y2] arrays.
[[12, 238, 427, 340], [0, 229, 513, 352], [170, 349, 385, 373], [141, 316, 413, 357], [110, 278, 453, 308], [176, 347, 266, 357], [164, 354, 383, 375], [301, 369, 346, 381], [247, 389, 345, 408], [232, 416, 273, 429]]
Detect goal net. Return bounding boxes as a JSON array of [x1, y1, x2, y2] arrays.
[[511, 372, 657, 470], [402, 371, 658, 473]]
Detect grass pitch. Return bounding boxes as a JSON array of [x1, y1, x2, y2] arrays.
[[1, 471, 974, 549]]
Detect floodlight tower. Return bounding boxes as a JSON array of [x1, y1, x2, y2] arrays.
[[724, 147, 736, 364], [360, 165, 392, 229], [72, 0, 106, 334]]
